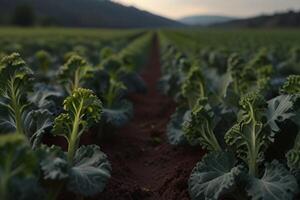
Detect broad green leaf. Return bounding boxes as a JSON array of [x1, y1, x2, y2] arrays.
[[245, 160, 298, 200], [28, 83, 63, 112], [189, 151, 239, 200], [39, 145, 69, 180], [67, 145, 111, 196], [102, 100, 133, 127], [24, 109, 53, 148], [167, 107, 189, 145], [183, 98, 221, 151], [266, 95, 295, 135], [0, 134, 43, 200]]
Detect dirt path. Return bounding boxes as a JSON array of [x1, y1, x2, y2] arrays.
[[96, 36, 204, 200]]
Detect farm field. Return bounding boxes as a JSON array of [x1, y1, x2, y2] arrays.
[[0, 28, 300, 200]]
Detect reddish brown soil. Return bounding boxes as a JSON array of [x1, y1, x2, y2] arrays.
[[95, 37, 205, 200]]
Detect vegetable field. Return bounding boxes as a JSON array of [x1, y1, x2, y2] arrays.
[[0, 28, 300, 200]]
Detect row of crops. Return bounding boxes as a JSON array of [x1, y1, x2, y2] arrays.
[[0, 29, 152, 199], [159, 30, 300, 200]]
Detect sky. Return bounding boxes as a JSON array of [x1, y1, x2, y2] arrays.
[[114, 0, 300, 19]]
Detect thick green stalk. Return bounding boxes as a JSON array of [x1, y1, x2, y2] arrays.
[[204, 122, 221, 151], [248, 123, 258, 176], [106, 82, 115, 108], [9, 78, 24, 135], [247, 102, 258, 177], [73, 69, 80, 91], [67, 100, 83, 164]]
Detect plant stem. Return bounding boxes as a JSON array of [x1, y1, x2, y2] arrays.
[[248, 102, 258, 177], [9, 78, 24, 135], [73, 69, 80, 91], [67, 100, 83, 164], [106, 82, 115, 108]]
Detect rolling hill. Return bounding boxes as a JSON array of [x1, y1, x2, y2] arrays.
[[180, 15, 237, 26], [0, 0, 183, 28], [215, 10, 300, 28]]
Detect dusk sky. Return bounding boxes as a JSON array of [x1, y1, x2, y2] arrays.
[[114, 0, 300, 19]]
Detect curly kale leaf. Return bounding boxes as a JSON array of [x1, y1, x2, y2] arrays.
[[280, 75, 300, 95], [183, 98, 221, 151], [225, 92, 268, 176], [286, 132, 300, 171], [181, 65, 206, 109], [0, 53, 33, 136]]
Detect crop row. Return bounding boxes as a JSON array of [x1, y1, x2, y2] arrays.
[[159, 30, 300, 200], [0, 32, 152, 199]]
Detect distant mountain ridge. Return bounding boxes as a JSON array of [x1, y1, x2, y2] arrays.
[[0, 0, 183, 28], [215, 10, 300, 27], [180, 15, 237, 26]]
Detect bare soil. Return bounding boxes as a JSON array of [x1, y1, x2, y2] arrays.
[[46, 36, 205, 200], [95, 37, 205, 200]]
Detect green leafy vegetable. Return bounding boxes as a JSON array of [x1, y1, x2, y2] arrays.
[[58, 55, 94, 94], [181, 65, 206, 109], [266, 95, 295, 135], [102, 100, 133, 127], [225, 91, 267, 176], [0, 53, 33, 136], [68, 145, 111, 196], [184, 98, 221, 151], [280, 75, 300, 95], [52, 88, 102, 163], [0, 134, 44, 200], [286, 133, 300, 170], [189, 151, 240, 200], [244, 160, 298, 200]]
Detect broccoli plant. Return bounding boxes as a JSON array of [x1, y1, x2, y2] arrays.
[[95, 55, 134, 128], [283, 75, 300, 184], [35, 50, 51, 73], [0, 53, 53, 148], [181, 65, 206, 109], [58, 54, 94, 94], [227, 51, 273, 96], [188, 90, 299, 200], [183, 98, 221, 151], [0, 134, 44, 200], [225, 92, 267, 176], [41, 88, 111, 197], [0, 53, 33, 136], [52, 88, 102, 163]]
